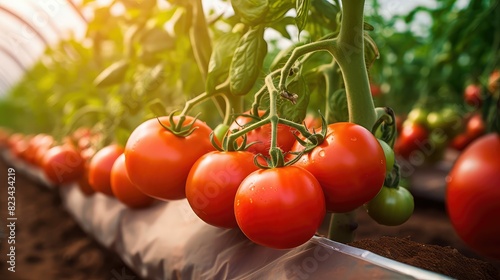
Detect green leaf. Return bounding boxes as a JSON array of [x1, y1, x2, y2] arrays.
[[230, 0, 269, 26], [278, 75, 310, 123], [148, 98, 167, 116], [265, 1, 295, 23], [206, 32, 243, 95], [230, 26, 268, 96], [295, 0, 311, 33], [141, 64, 166, 93], [329, 88, 349, 123], [93, 60, 130, 88], [140, 27, 175, 53], [268, 16, 296, 40]]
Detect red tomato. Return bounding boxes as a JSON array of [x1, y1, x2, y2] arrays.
[[291, 122, 386, 213], [42, 145, 85, 185], [370, 83, 382, 97], [88, 144, 124, 196], [395, 115, 405, 134], [488, 69, 499, 93], [10, 134, 30, 161], [303, 114, 322, 130], [465, 113, 485, 140], [0, 128, 9, 148], [111, 154, 155, 208], [78, 163, 95, 196], [463, 84, 482, 108], [28, 134, 54, 166], [124, 116, 214, 201], [186, 151, 259, 228], [229, 110, 297, 157], [234, 166, 325, 249], [446, 133, 500, 260], [449, 133, 473, 151], [394, 123, 429, 159]]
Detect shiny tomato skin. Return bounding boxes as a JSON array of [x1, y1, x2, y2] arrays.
[[291, 122, 386, 213], [464, 84, 482, 108], [124, 116, 214, 201], [186, 151, 259, 228], [111, 154, 155, 208], [78, 163, 95, 196], [449, 133, 473, 151], [394, 123, 429, 159], [234, 166, 325, 249], [365, 186, 414, 226], [465, 113, 485, 140], [88, 144, 124, 196], [378, 140, 395, 173], [229, 110, 296, 156], [488, 69, 499, 93], [446, 133, 500, 260], [42, 145, 85, 185]]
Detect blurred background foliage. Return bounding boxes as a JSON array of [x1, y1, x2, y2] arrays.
[[0, 0, 498, 144]]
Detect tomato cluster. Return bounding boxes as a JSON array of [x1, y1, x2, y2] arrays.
[[0, 128, 155, 209], [0, 112, 408, 250], [394, 105, 487, 165], [120, 114, 395, 249]]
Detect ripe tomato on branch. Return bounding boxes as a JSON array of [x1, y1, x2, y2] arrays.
[[186, 151, 259, 228], [464, 84, 482, 109], [234, 166, 325, 249], [394, 122, 429, 159], [124, 115, 214, 201], [111, 154, 155, 209], [291, 122, 386, 213], [42, 145, 85, 185], [88, 144, 124, 196], [446, 133, 500, 260], [465, 113, 485, 140]]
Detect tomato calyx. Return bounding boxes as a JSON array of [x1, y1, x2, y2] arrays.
[[156, 111, 201, 137], [290, 114, 329, 153], [210, 130, 253, 152]]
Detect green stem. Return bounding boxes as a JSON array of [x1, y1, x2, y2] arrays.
[[250, 69, 282, 116], [333, 0, 376, 130], [266, 75, 279, 159], [180, 81, 229, 116], [327, 212, 358, 243], [227, 118, 270, 141], [278, 40, 336, 91], [326, 0, 374, 244]]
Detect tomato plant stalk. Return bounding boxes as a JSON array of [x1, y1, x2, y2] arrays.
[[328, 0, 376, 243]]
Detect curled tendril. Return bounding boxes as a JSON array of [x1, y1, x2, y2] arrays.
[[384, 162, 401, 188], [372, 107, 397, 147]]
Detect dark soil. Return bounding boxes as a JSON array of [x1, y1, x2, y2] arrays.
[[1, 156, 499, 280], [0, 158, 138, 280], [350, 236, 499, 280]]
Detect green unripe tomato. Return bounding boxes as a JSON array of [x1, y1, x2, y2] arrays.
[[406, 107, 429, 128], [213, 124, 230, 144], [378, 139, 395, 173], [426, 111, 445, 131], [365, 186, 414, 226]]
